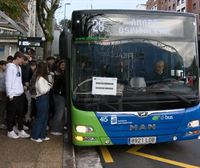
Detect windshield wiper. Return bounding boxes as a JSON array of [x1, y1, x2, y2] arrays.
[[146, 89, 192, 105], [73, 78, 92, 94]]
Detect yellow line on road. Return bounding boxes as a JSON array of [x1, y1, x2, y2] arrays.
[[127, 145, 144, 152], [127, 147, 200, 168], [100, 146, 114, 163]]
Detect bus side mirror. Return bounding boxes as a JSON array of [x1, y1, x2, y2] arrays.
[[59, 29, 72, 59]]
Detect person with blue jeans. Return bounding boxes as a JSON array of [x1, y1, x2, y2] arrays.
[[31, 62, 53, 142]]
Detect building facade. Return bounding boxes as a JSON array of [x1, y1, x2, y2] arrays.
[[26, 0, 37, 37], [0, 0, 62, 60], [0, 11, 27, 60], [146, 0, 200, 33], [0, 0, 38, 60]]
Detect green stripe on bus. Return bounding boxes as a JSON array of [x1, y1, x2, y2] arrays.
[[71, 105, 112, 146]]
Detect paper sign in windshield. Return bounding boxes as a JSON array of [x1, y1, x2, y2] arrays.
[[92, 77, 117, 95]]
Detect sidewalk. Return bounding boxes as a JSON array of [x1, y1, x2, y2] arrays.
[[0, 130, 63, 168]]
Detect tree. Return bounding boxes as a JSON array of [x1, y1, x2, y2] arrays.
[[36, 0, 60, 59], [0, 0, 27, 20], [59, 18, 71, 30]]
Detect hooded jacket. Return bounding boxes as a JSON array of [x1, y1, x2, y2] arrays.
[[5, 63, 24, 99]]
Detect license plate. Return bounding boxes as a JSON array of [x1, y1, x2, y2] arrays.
[[129, 137, 156, 145]]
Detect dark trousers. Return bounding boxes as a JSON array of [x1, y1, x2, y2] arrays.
[[6, 94, 24, 132], [51, 95, 65, 132], [31, 94, 49, 139], [0, 97, 7, 125]]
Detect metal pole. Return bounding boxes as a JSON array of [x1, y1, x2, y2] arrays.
[[64, 3, 71, 21], [64, 4, 66, 21]]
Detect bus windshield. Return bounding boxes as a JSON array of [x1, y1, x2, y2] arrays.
[[71, 11, 199, 111]]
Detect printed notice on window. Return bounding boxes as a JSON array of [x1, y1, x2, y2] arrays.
[[92, 77, 117, 95]]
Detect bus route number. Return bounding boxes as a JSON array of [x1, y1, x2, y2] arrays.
[[92, 19, 105, 33]]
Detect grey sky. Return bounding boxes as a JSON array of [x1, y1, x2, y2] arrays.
[[55, 0, 147, 22]]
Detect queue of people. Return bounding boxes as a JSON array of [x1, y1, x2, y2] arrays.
[[0, 51, 67, 143]]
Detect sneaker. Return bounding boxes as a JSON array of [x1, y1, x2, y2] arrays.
[[0, 124, 7, 130], [42, 137, 50, 141], [198, 136, 200, 140], [30, 138, 43, 143], [7, 130, 19, 139], [13, 125, 29, 132], [50, 132, 62, 136], [18, 130, 30, 138]]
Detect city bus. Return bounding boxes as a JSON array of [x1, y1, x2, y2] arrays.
[[60, 10, 200, 146]]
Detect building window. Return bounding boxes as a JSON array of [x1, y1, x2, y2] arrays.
[[193, 3, 196, 10], [0, 45, 5, 59], [151, 5, 157, 10], [181, 7, 186, 12], [177, 10, 180, 12], [169, 6, 171, 10], [177, 0, 180, 6], [173, 3, 175, 10]]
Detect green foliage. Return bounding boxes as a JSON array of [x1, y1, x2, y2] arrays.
[[36, 0, 60, 58], [0, 0, 27, 20]]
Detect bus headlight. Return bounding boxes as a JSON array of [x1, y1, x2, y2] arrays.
[[75, 136, 96, 142], [76, 125, 94, 133], [187, 120, 200, 128]]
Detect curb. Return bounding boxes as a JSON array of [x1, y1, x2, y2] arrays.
[[63, 132, 76, 168]]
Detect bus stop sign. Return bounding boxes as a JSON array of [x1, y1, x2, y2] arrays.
[[18, 37, 44, 47]]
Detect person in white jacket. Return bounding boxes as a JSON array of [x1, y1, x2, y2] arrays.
[[31, 62, 53, 142], [5, 51, 30, 139]]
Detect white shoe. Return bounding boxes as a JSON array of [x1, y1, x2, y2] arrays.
[[198, 136, 200, 140], [0, 124, 7, 129], [13, 125, 29, 132], [30, 138, 43, 143], [50, 132, 62, 136], [42, 137, 50, 141], [18, 130, 30, 138], [7, 130, 19, 139]]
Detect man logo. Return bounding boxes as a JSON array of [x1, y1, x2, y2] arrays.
[[137, 111, 148, 117], [129, 124, 156, 131]]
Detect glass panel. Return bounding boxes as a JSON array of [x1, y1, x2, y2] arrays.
[[72, 12, 199, 111]]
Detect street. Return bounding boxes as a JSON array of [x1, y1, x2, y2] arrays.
[[97, 139, 200, 168], [0, 130, 64, 168], [0, 129, 200, 168]]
